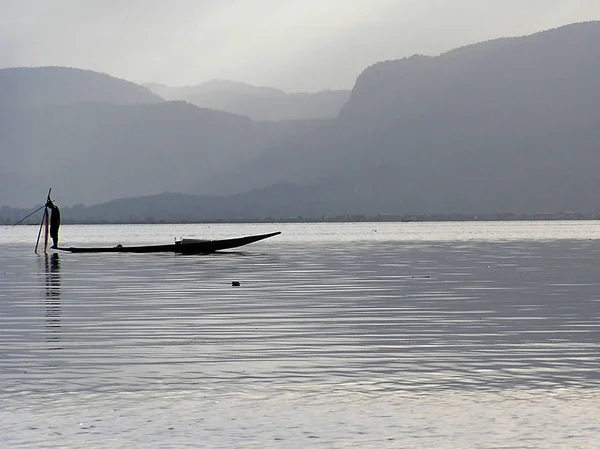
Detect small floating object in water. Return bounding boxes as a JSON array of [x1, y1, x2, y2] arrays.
[[232, 281, 241, 287]]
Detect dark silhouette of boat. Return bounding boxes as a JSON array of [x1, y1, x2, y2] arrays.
[[57, 231, 281, 254]]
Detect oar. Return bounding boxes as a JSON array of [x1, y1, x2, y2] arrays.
[[44, 188, 52, 254], [11, 204, 46, 227], [34, 207, 48, 254], [34, 189, 52, 254], [44, 204, 49, 253]]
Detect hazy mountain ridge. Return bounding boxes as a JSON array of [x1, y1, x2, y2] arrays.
[[0, 184, 366, 224], [0, 66, 163, 106], [145, 80, 286, 99], [0, 98, 328, 207], [2, 21, 600, 220], [144, 80, 351, 121], [346, 20, 600, 126], [223, 21, 600, 215]]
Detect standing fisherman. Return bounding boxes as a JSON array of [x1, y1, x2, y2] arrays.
[[45, 199, 61, 249]]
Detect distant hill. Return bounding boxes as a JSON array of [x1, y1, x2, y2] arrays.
[[215, 21, 600, 215], [144, 80, 351, 121], [68, 185, 351, 222], [0, 66, 163, 106], [0, 96, 327, 207], [145, 79, 284, 99], [0, 184, 365, 224]]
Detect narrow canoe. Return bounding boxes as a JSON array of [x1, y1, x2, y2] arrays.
[[57, 231, 281, 254]]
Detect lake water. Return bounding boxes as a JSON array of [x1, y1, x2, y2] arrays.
[[1, 221, 600, 448]]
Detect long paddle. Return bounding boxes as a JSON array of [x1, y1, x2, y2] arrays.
[[44, 205, 49, 253], [34, 207, 47, 254], [34, 188, 52, 254]]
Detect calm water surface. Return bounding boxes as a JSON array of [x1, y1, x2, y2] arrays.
[[1, 221, 600, 448]]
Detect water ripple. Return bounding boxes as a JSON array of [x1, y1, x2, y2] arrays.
[[2, 224, 600, 447]]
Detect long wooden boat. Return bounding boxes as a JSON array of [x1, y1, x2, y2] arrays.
[[57, 231, 281, 254]]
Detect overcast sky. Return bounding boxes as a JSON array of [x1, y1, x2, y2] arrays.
[[1, 0, 599, 92]]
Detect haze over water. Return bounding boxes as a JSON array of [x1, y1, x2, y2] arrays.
[[1, 222, 600, 447]]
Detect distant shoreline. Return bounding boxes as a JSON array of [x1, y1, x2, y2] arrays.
[[4, 212, 600, 226]]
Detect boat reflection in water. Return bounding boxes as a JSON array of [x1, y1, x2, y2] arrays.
[[44, 252, 62, 349]]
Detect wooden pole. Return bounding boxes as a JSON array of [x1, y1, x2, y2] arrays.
[[34, 188, 52, 254], [34, 207, 47, 254], [44, 208, 49, 253]]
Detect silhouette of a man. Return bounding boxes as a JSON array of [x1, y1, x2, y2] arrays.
[[46, 199, 61, 249]]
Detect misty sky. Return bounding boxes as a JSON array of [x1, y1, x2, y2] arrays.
[[1, 0, 599, 92]]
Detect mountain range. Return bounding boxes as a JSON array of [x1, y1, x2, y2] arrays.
[[1, 21, 600, 222], [144, 80, 351, 121]]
